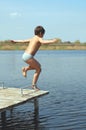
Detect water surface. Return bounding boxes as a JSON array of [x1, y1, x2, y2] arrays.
[[0, 50, 86, 130]]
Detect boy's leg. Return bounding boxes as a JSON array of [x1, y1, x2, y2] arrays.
[[22, 66, 34, 77], [26, 58, 41, 89]]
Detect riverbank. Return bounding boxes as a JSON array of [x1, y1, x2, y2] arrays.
[[0, 42, 86, 50]]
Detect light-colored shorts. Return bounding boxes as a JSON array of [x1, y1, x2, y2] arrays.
[[22, 52, 33, 62]]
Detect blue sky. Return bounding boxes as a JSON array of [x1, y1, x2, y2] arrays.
[[0, 0, 86, 42]]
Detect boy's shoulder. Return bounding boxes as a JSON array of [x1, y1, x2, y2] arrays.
[[32, 35, 42, 42]]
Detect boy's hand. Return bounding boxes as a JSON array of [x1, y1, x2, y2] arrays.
[[53, 38, 61, 43], [53, 39, 58, 43]]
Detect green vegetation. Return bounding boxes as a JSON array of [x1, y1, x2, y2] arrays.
[[0, 40, 86, 50]]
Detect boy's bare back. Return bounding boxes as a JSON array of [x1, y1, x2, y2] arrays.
[[25, 35, 41, 56]]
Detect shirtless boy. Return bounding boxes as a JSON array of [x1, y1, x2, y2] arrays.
[[12, 26, 59, 90]]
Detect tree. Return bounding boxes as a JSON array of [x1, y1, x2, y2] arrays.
[[74, 40, 81, 45]]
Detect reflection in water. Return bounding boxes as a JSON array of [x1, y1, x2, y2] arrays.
[[1, 111, 6, 130], [34, 99, 39, 129], [0, 99, 45, 130]]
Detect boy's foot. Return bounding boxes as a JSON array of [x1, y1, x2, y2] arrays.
[[32, 85, 40, 91], [22, 67, 27, 77]]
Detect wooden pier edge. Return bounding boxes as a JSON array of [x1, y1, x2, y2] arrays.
[[0, 87, 49, 113]]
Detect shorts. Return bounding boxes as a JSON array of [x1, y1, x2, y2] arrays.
[[22, 52, 33, 62]]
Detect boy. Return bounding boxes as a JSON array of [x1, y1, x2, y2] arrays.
[[12, 26, 59, 90]]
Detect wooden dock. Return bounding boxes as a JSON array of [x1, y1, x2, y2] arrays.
[[0, 87, 49, 112]]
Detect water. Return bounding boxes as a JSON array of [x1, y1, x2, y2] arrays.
[[0, 50, 86, 130]]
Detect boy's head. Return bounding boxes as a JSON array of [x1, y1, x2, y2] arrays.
[[34, 26, 45, 37]]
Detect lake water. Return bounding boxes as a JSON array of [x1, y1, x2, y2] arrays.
[[0, 50, 86, 130]]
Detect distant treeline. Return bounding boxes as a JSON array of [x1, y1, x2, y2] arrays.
[[0, 40, 86, 50]]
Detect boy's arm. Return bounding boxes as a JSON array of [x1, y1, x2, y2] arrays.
[[39, 38, 61, 45], [11, 38, 31, 43]]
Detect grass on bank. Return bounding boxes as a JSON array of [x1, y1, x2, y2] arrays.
[[0, 41, 86, 50]]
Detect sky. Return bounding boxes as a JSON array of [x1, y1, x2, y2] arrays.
[[0, 0, 86, 42]]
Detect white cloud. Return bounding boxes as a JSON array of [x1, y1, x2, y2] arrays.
[[9, 12, 22, 17]]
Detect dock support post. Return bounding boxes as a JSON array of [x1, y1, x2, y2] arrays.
[[1, 111, 6, 128], [34, 98, 39, 128], [34, 98, 39, 113]]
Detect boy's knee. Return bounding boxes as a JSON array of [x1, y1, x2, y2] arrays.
[[40, 67, 42, 72], [36, 66, 41, 73], [38, 67, 42, 73], [38, 64, 42, 72]]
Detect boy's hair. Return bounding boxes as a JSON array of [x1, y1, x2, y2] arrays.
[[34, 26, 45, 35]]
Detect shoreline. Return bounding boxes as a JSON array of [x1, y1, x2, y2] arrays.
[[0, 42, 86, 50]]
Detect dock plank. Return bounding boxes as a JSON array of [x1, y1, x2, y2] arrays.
[[0, 87, 49, 112]]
